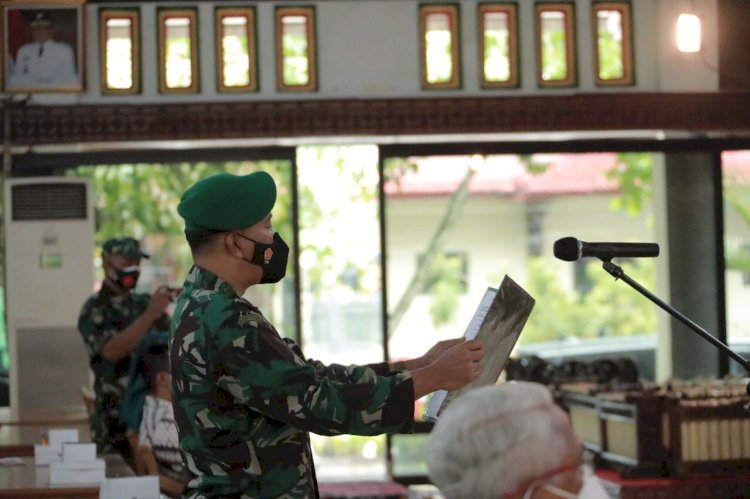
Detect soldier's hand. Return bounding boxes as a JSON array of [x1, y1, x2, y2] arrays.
[[430, 339, 484, 391], [146, 285, 173, 320], [420, 337, 466, 367]]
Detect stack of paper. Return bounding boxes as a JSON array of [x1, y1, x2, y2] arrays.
[[100, 476, 159, 499], [50, 442, 105, 485], [34, 428, 80, 465], [423, 275, 535, 421]]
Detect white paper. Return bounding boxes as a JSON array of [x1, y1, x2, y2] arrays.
[[62, 442, 97, 463], [48, 428, 80, 451], [49, 458, 105, 485], [100, 476, 160, 499], [423, 287, 497, 422], [34, 444, 61, 466]]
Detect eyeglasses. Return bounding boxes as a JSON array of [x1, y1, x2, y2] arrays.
[[518, 449, 596, 499]]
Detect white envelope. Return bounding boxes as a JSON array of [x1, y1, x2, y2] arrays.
[[48, 428, 80, 451], [99, 475, 160, 499], [49, 458, 105, 485], [33, 444, 61, 466], [62, 442, 97, 463]]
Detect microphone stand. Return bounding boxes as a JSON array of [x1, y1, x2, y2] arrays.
[[600, 259, 750, 407]]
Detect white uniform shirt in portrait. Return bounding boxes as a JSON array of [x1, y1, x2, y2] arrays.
[[8, 40, 77, 88]]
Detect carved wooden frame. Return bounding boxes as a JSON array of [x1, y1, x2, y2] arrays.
[[215, 6, 257, 93], [535, 2, 577, 88], [592, 1, 634, 87], [157, 7, 199, 94], [275, 5, 317, 92], [99, 8, 140, 95], [478, 2, 519, 89], [419, 3, 461, 90]]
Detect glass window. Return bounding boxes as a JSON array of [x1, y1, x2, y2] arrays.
[[479, 3, 519, 88], [70, 160, 296, 338], [722, 151, 750, 356], [383, 152, 660, 425], [420, 4, 461, 89], [276, 7, 317, 92], [100, 9, 140, 94], [158, 9, 199, 93], [296, 145, 386, 481], [535, 2, 576, 87], [593, 2, 634, 86], [216, 7, 257, 93]]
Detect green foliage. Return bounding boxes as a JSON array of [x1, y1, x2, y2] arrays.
[[581, 259, 658, 336], [521, 258, 588, 343], [521, 257, 657, 343], [282, 34, 309, 85], [608, 153, 653, 215], [70, 161, 292, 278], [724, 174, 750, 274], [519, 154, 550, 175], [483, 31, 510, 81], [597, 29, 624, 80], [311, 434, 384, 457], [541, 31, 567, 80], [425, 253, 465, 327]]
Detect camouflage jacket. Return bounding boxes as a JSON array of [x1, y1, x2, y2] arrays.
[[78, 284, 166, 449], [170, 266, 415, 499]]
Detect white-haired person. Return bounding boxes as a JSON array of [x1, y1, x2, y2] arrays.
[[426, 382, 610, 499]]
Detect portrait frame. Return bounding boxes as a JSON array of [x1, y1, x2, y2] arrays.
[[2, 0, 86, 93]]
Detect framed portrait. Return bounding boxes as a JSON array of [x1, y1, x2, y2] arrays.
[[2, 0, 85, 93]]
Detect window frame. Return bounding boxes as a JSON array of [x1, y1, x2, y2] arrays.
[[99, 8, 141, 95], [535, 2, 577, 88], [592, 1, 634, 87], [215, 7, 258, 93], [478, 3, 519, 89], [157, 7, 200, 94], [275, 6, 318, 92], [419, 3, 462, 90]]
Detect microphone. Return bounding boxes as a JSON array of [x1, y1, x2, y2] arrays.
[[553, 237, 659, 262]]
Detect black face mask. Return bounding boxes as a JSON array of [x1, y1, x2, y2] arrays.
[[112, 265, 140, 290], [235, 232, 289, 284]]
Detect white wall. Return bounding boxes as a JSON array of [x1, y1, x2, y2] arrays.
[[27, 0, 719, 107]]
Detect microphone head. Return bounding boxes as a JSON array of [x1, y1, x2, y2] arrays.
[[553, 237, 580, 262]]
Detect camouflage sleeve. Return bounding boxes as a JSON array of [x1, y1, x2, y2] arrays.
[[281, 338, 392, 379], [77, 299, 110, 359], [215, 311, 415, 437]]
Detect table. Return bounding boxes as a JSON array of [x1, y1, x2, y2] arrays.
[[0, 453, 133, 498], [0, 420, 91, 458], [597, 468, 750, 499], [319, 481, 408, 499]]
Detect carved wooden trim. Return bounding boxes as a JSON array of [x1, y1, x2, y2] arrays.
[[5, 93, 750, 146]]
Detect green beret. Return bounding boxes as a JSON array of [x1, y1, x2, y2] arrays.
[[102, 237, 150, 258], [178, 171, 277, 231]]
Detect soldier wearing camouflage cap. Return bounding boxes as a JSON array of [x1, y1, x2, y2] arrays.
[[78, 237, 174, 457], [170, 171, 484, 498]]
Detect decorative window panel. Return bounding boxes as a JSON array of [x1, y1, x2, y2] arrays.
[[479, 3, 519, 88], [593, 2, 634, 86], [419, 4, 461, 90], [216, 7, 257, 93], [158, 8, 199, 93], [535, 2, 576, 87], [100, 9, 140, 94], [276, 6, 317, 92]]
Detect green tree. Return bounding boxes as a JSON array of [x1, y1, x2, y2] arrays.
[[71, 161, 292, 282]]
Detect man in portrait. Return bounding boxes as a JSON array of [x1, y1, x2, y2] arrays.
[[7, 10, 79, 89]]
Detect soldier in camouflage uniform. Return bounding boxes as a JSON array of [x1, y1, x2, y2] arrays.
[[78, 237, 173, 456], [171, 171, 484, 498]]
